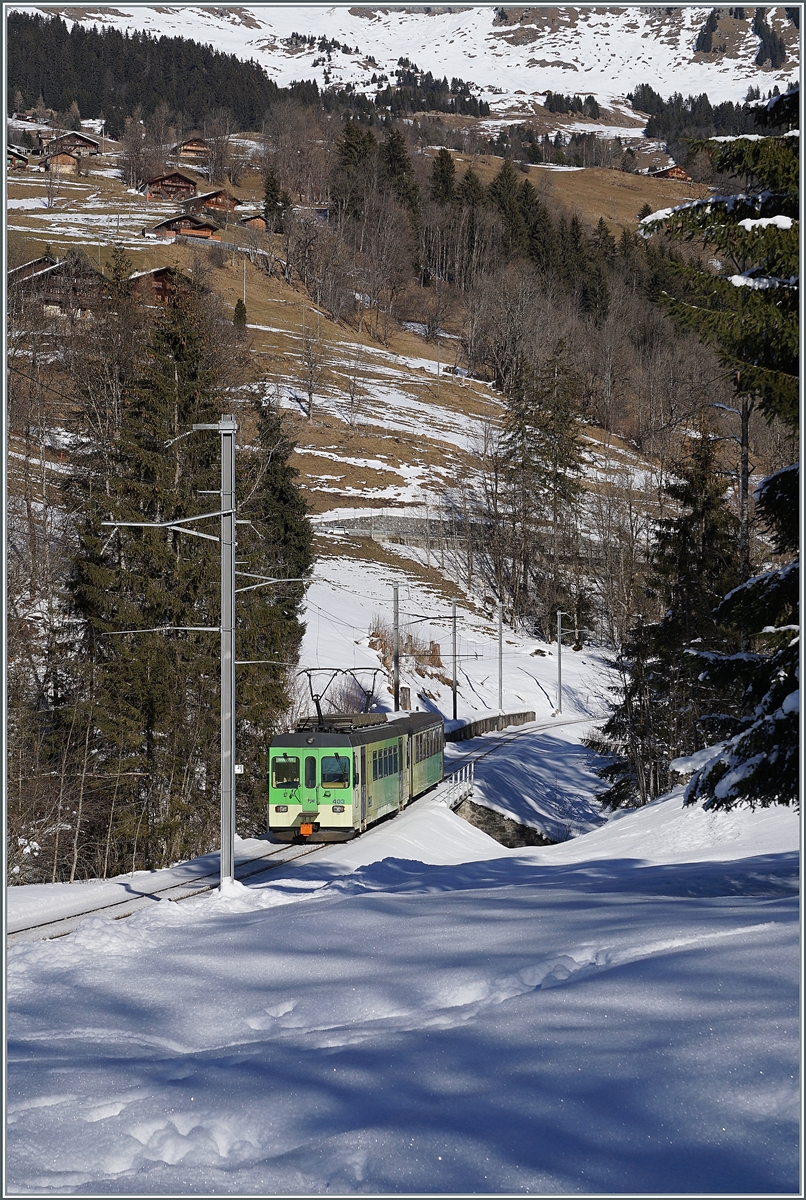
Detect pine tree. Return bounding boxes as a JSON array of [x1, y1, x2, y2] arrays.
[[487, 158, 527, 256], [639, 85, 799, 809], [455, 166, 485, 208], [500, 346, 584, 631], [518, 181, 556, 275], [430, 146, 456, 205], [233, 297, 247, 335], [65, 279, 311, 872], [262, 164, 291, 233], [589, 433, 742, 806], [380, 127, 419, 213]]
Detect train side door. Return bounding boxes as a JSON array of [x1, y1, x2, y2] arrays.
[[360, 746, 367, 826]]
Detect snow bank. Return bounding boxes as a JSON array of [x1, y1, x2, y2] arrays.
[[6, 783, 799, 1195]]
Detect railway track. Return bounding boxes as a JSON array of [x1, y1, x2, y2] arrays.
[[445, 714, 598, 780], [6, 841, 325, 946], [9, 716, 600, 945]]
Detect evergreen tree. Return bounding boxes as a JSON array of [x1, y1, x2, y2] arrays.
[[592, 216, 617, 262], [233, 398, 313, 819], [430, 147, 456, 205], [65, 279, 311, 872], [580, 253, 610, 325], [487, 158, 527, 256], [331, 119, 378, 221], [640, 85, 799, 809], [518, 181, 556, 275], [500, 346, 584, 630], [262, 164, 291, 232], [380, 127, 419, 213], [589, 433, 742, 806], [455, 166, 485, 208], [233, 298, 247, 335]]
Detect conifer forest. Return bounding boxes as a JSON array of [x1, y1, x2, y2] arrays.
[[6, 14, 799, 884]]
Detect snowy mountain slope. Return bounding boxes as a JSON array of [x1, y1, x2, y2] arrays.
[[13, 4, 800, 112], [6, 790, 799, 1194]]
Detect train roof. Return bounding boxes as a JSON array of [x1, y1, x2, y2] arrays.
[[270, 711, 443, 750]]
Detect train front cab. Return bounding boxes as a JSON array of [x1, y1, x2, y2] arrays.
[[268, 733, 359, 842]]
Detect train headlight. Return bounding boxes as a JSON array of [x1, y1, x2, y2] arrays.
[[274, 804, 288, 813], [331, 804, 345, 813]]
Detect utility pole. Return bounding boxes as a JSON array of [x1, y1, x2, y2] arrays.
[[393, 584, 399, 712], [194, 415, 237, 885], [452, 598, 458, 721], [556, 609, 564, 715], [103, 415, 239, 889], [498, 602, 503, 714]]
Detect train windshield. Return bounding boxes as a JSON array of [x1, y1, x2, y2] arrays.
[[321, 754, 350, 788], [271, 755, 300, 787]]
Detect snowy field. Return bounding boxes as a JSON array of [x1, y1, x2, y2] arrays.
[[6, 557, 801, 1194], [8, 5, 797, 109], [6, 783, 799, 1194]]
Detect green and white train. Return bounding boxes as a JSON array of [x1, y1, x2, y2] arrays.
[[268, 712, 444, 841]]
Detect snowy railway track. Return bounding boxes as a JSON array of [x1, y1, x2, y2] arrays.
[[9, 717, 600, 945], [446, 714, 597, 782], [6, 841, 326, 946]]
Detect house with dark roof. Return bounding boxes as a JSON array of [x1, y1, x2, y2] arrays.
[[170, 136, 209, 162], [39, 130, 100, 157], [149, 214, 222, 240], [8, 256, 107, 316], [180, 189, 242, 214], [141, 171, 198, 201]]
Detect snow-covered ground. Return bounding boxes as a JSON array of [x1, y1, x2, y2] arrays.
[[6, 781, 799, 1194], [6, 553, 801, 1194], [8, 4, 798, 109]]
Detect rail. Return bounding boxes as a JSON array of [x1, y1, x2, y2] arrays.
[[438, 761, 475, 809]]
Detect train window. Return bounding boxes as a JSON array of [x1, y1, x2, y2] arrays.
[[321, 754, 350, 788], [305, 756, 316, 789], [372, 750, 378, 781], [353, 753, 359, 786], [393, 746, 398, 774], [272, 755, 300, 788], [383, 746, 389, 777]]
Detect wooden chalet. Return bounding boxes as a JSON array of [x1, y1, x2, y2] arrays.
[[129, 265, 181, 304], [170, 136, 209, 162], [180, 189, 242, 214], [38, 130, 100, 157], [648, 164, 693, 182], [40, 151, 81, 174], [8, 256, 107, 317], [142, 171, 198, 201], [239, 212, 268, 231], [7, 254, 58, 284], [8, 147, 28, 170], [149, 214, 222, 240]]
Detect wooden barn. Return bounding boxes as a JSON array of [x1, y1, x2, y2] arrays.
[[180, 189, 242, 214], [129, 265, 182, 304], [150, 214, 222, 240], [39, 151, 81, 174], [141, 171, 198, 201], [8, 147, 28, 170], [171, 136, 209, 163], [648, 164, 693, 183], [8, 256, 107, 317], [39, 130, 100, 157], [239, 212, 268, 231], [7, 254, 58, 284]]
